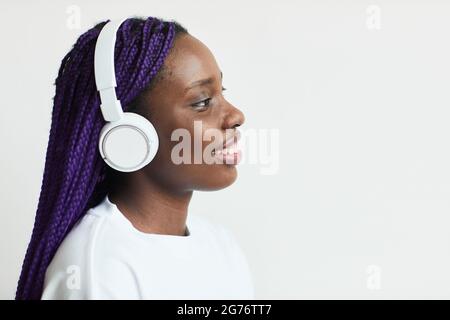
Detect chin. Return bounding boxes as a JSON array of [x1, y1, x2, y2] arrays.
[[195, 166, 238, 191]]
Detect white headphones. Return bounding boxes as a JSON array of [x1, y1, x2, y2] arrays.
[[94, 18, 159, 172]]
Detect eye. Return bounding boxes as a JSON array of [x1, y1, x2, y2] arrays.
[[190, 87, 227, 111], [191, 97, 212, 110]]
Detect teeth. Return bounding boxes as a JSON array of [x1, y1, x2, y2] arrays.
[[216, 147, 236, 155], [212, 144, 239, 156]]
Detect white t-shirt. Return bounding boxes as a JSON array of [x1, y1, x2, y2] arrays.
[[41, 194, 254, 299]]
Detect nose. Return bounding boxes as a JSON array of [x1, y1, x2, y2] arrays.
[[222, 102, 245, 130]]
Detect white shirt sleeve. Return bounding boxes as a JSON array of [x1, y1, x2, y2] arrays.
[[41, 214, 140, 300]]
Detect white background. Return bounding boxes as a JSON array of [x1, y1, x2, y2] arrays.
[[1, 0, 450, 299]]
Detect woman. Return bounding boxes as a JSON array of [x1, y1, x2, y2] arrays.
[[16, 16, 253, 300]]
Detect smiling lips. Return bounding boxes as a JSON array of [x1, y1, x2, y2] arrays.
[[211, 131, 242, 165]]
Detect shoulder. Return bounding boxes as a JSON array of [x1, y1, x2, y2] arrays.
[[41, 204, 140, 299], [41, 209, 102, 299]]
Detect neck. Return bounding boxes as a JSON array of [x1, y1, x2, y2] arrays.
[[109, 174, 193, 236]]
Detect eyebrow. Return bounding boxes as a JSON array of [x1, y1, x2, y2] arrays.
[[185, 71, 223, 92]]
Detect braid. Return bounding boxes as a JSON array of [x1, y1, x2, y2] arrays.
[[15, 16, 188, 300]]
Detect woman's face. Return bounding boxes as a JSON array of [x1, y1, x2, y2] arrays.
[[135, 34, 245, 192]]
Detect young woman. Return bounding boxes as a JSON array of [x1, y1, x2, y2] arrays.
[[16, 16, 253, 300]]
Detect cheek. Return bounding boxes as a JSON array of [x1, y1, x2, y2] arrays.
[[183, 119, 239, 190], [145, 113, 238, 191], [170, 117, 221, 161]]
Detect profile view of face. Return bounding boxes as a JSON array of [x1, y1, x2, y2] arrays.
[[135, 33, 246, 192]]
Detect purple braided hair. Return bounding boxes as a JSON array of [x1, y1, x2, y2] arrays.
[[15, 16, 188, 300]]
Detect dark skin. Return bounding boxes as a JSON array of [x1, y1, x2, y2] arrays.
[[109, 34, 245, 236]]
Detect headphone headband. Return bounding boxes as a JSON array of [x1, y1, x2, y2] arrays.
[[94, 18, 127, 122], [94, 17, 160, 172]]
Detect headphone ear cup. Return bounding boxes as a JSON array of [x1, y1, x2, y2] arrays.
[[98, 112, 159, 172]]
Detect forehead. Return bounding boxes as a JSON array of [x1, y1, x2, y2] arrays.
[[163, 34, 221, 88]]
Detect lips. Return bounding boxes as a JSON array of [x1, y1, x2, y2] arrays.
[[211, 131, 242, 164], [212, 130, 241, 155]]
